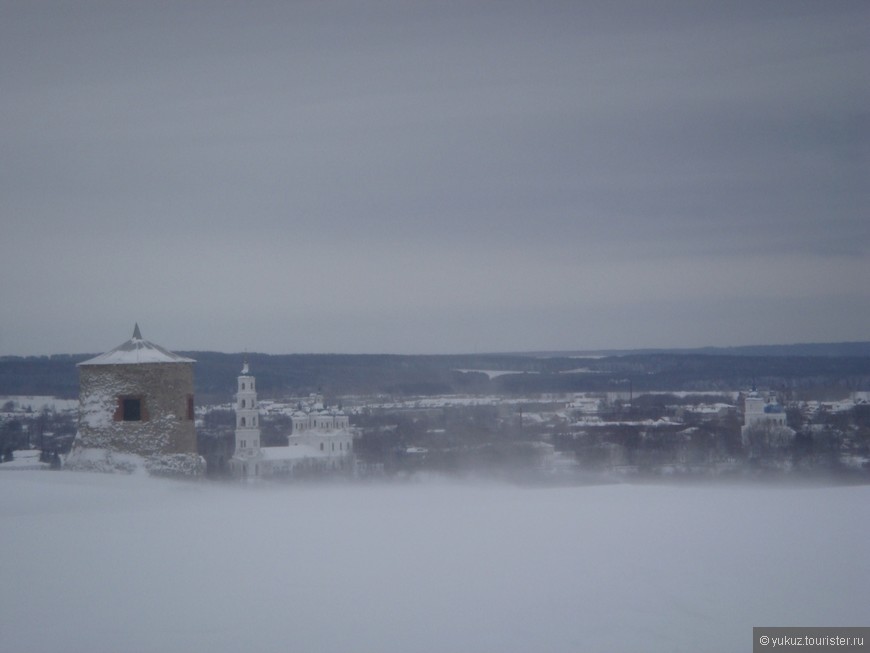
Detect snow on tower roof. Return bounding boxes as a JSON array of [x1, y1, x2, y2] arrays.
[[78, 324, 195, 366]]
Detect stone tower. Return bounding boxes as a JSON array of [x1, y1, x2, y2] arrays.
[[67, 324, 200, 473]]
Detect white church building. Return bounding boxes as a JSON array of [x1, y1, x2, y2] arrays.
[[741, 387, 794, 450], [229, 362, 354, 480], [290, 399, 350, 433]]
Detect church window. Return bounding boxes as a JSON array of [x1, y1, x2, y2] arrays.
[[241, 399, 246, 408], [320, 443, 324, 451], [241, 417, 246, 427]]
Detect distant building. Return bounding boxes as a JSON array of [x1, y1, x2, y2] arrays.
[[743, 390, 786, 429], [741, 387, 794, 451], [290, 394, 350, 433], [228, 360, 263, 479], [65, 324, 203, 475], [229, 362, 354, 480]]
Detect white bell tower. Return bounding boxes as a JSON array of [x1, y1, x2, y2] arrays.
[[234, 360, 262, 464]]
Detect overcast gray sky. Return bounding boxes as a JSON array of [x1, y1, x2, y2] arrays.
[[2, 1, 867, 356]]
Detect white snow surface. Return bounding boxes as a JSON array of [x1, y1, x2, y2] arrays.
[[2, 473, 868, 653], [0, 449, 48, 470], [0, 395, 78, 413], [453, 369, 533, 379]]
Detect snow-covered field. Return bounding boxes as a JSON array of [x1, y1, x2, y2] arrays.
[[453, 369, 533, 379], [0, 395, 78, 413], [2, 472, 868, 653]]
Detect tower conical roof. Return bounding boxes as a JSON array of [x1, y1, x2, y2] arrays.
[[79, 325, 195, 366]]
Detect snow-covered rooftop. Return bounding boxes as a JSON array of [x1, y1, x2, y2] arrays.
[[78, 324, 195, 366]]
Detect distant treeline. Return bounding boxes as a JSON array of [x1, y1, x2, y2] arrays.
[[2, 344, 869, 402]]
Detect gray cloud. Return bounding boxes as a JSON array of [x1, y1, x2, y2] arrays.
[[1, 1, 868, 355]]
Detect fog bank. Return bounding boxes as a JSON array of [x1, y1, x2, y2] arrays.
[[2, 472, 867, 652]]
